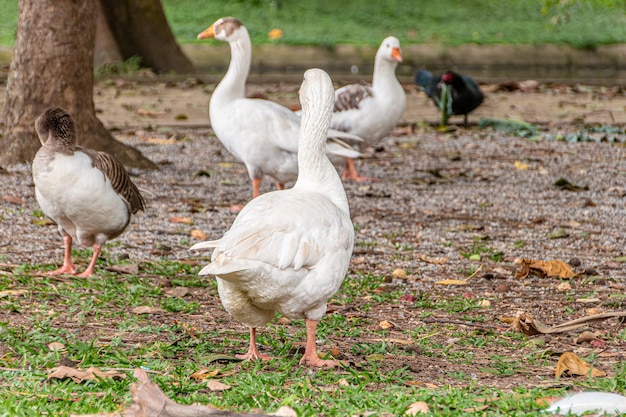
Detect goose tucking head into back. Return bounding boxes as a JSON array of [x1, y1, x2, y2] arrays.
[[32, 107, 145, 278]]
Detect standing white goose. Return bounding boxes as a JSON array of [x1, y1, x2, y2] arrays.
[[32, 108, 145, 278], [197, 17, 360, 199], [190, 68, 354, 367], [331, 36, 407, 181]]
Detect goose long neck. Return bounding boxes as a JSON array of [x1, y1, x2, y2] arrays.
[[372, 55, 398, 89], [214, 31, 252, 101], [295, 96, 350, 214]]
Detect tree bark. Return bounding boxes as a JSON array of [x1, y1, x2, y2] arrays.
[[97, 0, 194, 73], [0, 0, 156, 169]]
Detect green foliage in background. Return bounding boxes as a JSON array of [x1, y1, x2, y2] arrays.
[[0, 0, 624, 47]]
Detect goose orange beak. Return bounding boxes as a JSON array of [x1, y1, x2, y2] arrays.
[[391, 47, 403, 63], [197, 24, 216, 39]]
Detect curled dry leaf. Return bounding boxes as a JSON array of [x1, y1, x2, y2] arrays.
[[379, 320, 395, 330], [514, 258, 576, 279], [48, 365, 126, 383], [190, 368, 219, 381], [416, 254, 448, 264], [165, 287, 189, 297], [555, 352, 606, 378], [2, 195, 23, 205], [392, 268, 407, 279], [190, 229, 207, 240], [575, 331, 599, 344], [501, 311, 626, 336], [106, 264, 139, 274]]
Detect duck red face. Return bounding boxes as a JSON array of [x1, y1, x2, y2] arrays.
[[441, 72, 454, 83]]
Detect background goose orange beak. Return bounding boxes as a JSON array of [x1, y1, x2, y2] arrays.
[[391, 47, 403, 63], [197, 24, 216, 39]]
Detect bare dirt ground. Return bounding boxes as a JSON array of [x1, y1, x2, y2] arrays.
[[1, 76, 626, 390]]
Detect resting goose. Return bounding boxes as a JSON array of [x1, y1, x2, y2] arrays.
[[197, 17, 360, 199], [331, 36, 407, 180], [190, 68, 354, 367], [32, 108, 145, 278]]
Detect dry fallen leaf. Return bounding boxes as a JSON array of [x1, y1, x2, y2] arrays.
[[169, 216, 193, 225], [392, 268, 406, 279], [106, 264, 139, 274], [48, 342, 66, 352], [268, 28, 284, 40], [417, 254, 448, 264], [132, 306, 165, 315], [379, 320, 395, 330], [405, 401, 429, 415], [0, 289, 28, 297], [165, 287, 189, 297], [48, 366, 126, 383], [2, 195, 23, 205], [190, 368, 219, 381], [206, 379, 231, 391], [575, 331, 599, 344], [435, 279, 468, 286], [271, 406, 298, 417], [190, 229, 207, 240], [501, 311, 626, 336], [514, 160, 530, 170], [514, 258, 576, 279], [555, 352, 606, 378]]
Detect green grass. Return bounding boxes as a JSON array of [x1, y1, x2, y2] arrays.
[[0, 1, 625, 47], [1, 260, 625, 415]]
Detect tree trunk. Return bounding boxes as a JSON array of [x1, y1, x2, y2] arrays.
[[0, 0, 156, 169], [97, 0, 194, 73]]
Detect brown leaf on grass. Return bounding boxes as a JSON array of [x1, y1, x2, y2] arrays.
[[132, 306, 165, 315], [501, 311, 626, 336], [165, 287, 188, 297], [190, 368, 219, 381], [48, 366, 126, 383], [271, 406, 298, 417], [106, 264, 139, 274], [206, 379, 231, 391], [2, 195, 23, 205], [71, 368, 265, 417], [555, 352, 606, 378], [0, 289, 28, 297], [514, 258, 576, 279], [405, 401, 429, 415]]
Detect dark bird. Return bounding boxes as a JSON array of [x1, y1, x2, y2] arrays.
[[416, 69, 484, 125], [32, 107, 145, 277]]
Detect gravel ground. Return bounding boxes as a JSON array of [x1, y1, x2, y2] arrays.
[[1, 79, 625, 387]]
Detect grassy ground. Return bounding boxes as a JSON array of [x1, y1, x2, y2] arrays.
[[2, 257, 624, 416], [0, 1, 625, 47]]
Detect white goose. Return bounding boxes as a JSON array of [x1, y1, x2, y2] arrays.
[[190, 68, 354, 367], [32, 108, 145, 278], [331, 36, 407, 180], [197, 17, 360, 199]]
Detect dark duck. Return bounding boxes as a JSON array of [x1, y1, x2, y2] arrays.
[[416, 69, 484, 125]]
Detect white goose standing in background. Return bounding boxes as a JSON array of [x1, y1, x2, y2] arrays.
[[32, 108, 145, 278], [331, 36, 406, 181], [190, 68, 354, 367], [197, 17, 360, 200]]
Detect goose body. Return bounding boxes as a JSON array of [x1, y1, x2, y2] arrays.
[[191, 68, 354, 367], [331, 36, 406, 180], [32, 108, 145, 277], [198, 17, 360, 199]]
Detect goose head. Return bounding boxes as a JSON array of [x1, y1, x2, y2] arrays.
[[377, 36, 403, 64], [35, 107, 76, 149], [197, 17, 245, 43]]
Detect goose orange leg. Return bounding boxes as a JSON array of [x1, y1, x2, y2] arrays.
[[300, 319, 338, 367], [76, 243, 102, 278], [340, 158, 377, 182]]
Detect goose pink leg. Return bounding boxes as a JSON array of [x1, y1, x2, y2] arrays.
[[76, 243, 102, 278], [236, 327, 271, 361], [45, 234, 77, 275], [340, 158, 377, 182], [300, 319, 338, 367]]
